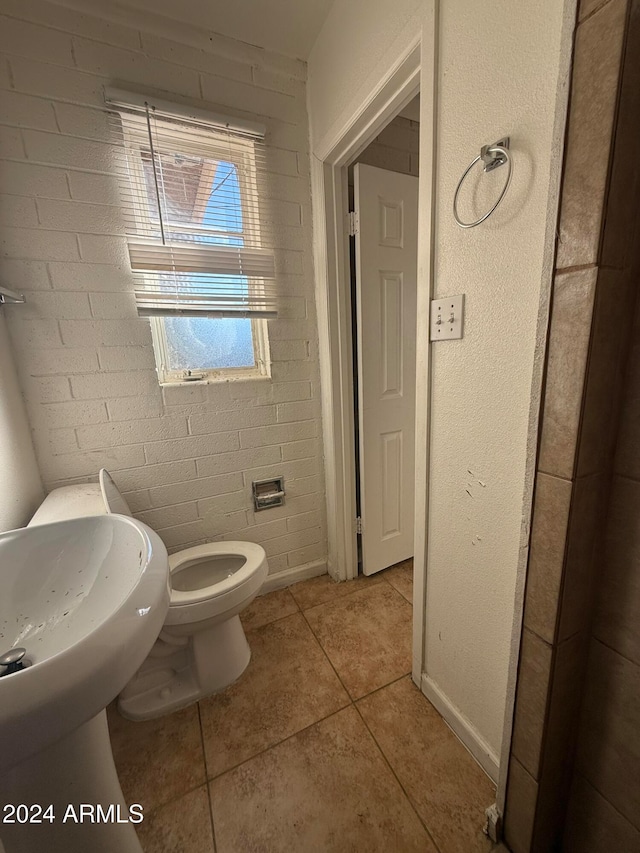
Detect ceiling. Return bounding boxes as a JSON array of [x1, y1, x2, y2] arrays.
[[114, 0, 335, 60]]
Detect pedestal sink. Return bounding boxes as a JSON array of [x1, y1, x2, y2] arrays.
[[0, 515, 169, 853]]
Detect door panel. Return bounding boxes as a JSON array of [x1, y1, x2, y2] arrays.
[[381, 273, 403, 397], [354, 164, 418, 575]]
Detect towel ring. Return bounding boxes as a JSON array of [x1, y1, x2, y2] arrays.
[[453, 138, 512, 229]]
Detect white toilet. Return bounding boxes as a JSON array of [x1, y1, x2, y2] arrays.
[[28, 469, 269, 721]]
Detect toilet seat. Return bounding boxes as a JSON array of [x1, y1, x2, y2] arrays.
[[165, 541, 267, 626]]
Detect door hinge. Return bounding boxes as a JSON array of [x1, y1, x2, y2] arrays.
[[356, 516, 362, 535], [348, 210, 359, 236]]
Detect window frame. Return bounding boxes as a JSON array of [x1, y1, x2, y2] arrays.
[[149, 314, 271, 384], [120, 113, 272, 385]]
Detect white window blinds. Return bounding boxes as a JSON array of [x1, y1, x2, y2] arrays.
[[106, 91, 278, 318]]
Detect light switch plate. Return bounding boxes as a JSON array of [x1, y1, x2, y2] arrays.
[[430, 294, 464, 341]]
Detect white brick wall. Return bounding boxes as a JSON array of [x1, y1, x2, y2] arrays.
[[0, 0, 327, 572], [349, 114, 420, 183]]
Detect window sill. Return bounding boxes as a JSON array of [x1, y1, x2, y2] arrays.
[[158, 372, 271, 388]]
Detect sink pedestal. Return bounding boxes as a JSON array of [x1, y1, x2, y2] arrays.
[[0, 710, 142, 853]]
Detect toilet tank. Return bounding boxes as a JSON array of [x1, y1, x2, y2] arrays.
[[28, 484, 106, 527], [28, 470, 133, 527]]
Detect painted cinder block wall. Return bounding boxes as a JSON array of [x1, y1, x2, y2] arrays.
[[0, 0, 327, 577], [351, 113, 420, 182]]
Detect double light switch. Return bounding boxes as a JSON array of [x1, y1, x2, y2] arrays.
[[430, 294, 464, 341]]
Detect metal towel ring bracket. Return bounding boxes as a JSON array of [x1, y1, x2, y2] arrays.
[[453, 137, 512, 229]]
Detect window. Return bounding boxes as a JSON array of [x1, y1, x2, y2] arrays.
[[108, 91, 277, 383]]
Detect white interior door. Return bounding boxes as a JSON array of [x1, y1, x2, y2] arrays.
[[354, 163, 418, 575]]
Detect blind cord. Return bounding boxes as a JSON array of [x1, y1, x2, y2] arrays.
[[144, 103, 166, 246]]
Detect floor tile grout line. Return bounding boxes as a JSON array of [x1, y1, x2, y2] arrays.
[[253, 564, 410, 619], [299, 579, 414, 703], [203, 674, 416, 787], [131, 574, 414, 826], [204, 605, 354, 785], [354, 670, 413, 702], [203, 692, 448, 852], [299, 603, 355, 700], [115, 566, 496, 851], [298, 580, 388, 615], [205, 699, 353, 784], [246, 575, 409, 633], [197, 701, 218, 853], [291, 572, 387, 612], [382, 576, 413, 605], [196, 700, 212, 783], [246, 573, 410, 638], [242, 587, 301, 630], [385, 579, 413, 605], [206, 613, 414, 784], [207, 784, 219, 853], [138, 780, 209, 820], [242, 603, 301, 634], [353, 701, 444, 853], [116, 575, 414, 823], [290, 578, 363, 611], [297, 576, 441, 848]]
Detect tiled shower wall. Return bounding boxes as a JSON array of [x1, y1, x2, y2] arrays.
[[0, 0, 327, 574], [563, 294, 640, 847], [561, 7, 640, 839], [504, 0, 640, 849]]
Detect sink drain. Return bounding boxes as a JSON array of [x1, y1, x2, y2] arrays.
[[0, 647, 32, 676]]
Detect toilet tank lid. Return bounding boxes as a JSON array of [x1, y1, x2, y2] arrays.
[[28, 484, 106, 526], [99, 469, 133, 517]]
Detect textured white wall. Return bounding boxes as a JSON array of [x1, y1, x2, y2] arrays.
[[0, 0, 326, 574], [308, 0, 574, 758], [0, 314, 43, 530]]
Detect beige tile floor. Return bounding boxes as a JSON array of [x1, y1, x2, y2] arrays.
[[109, 559, 498, 853]]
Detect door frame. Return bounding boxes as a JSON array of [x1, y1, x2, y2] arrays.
[[310, 22, 436, 685]]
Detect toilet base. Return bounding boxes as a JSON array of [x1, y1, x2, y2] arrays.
[[117, 615, 251, 721]]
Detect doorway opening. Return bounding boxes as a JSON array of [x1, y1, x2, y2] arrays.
[[311, 25, 505, 813], [348, 96, 420, 580], [309, 39, 430, 688]]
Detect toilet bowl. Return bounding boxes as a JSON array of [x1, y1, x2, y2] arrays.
[[28, 470, 269, 721]]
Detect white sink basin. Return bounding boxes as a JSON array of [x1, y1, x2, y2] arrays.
[[0, 514, 169, 771]]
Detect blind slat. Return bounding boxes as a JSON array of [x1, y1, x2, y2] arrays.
[[127, 240, 276, 279], [107, 97, 278, 318]]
